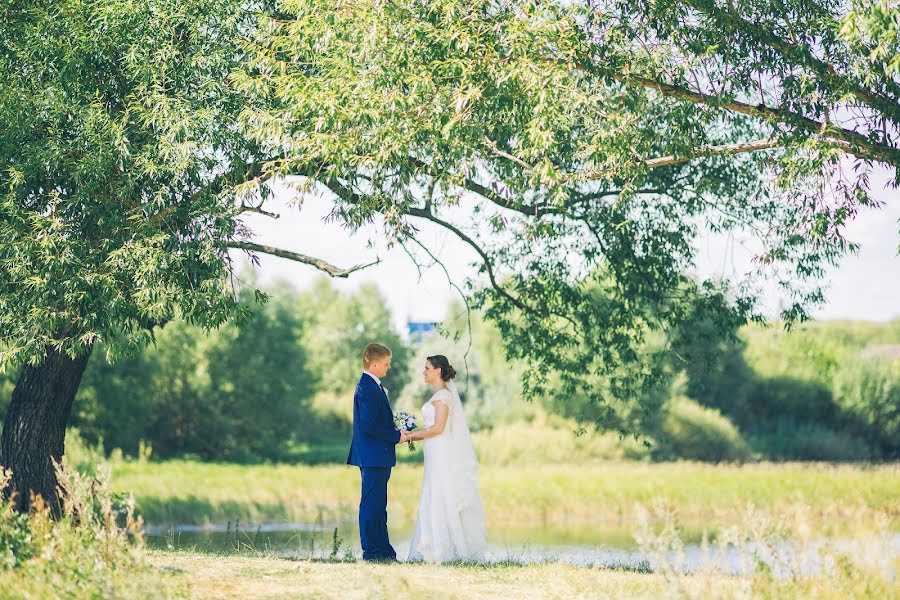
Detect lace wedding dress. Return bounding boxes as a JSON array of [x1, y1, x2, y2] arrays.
[[407, 381, 488, 563]]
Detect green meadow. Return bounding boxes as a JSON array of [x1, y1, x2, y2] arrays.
[[112, 459, 900, 530]]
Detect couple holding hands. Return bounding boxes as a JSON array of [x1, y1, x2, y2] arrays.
[[346, 343, 487, 563]]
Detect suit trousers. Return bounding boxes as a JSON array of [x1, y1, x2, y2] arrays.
[[358, 466, 396, 561]]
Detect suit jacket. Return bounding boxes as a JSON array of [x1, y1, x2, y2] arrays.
[[347, 373, 401, 468]]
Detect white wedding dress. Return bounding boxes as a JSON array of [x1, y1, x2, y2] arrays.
[[407, 381, 488, 563]]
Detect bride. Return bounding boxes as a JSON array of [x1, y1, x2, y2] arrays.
[[405, 355, 487, 563]]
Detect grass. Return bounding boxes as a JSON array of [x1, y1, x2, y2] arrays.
[[143, 499, 900, 600], [0, 463, 189, 600], [3, 456, 896, 599], [145, 552, 715, 599], [110, 459, 900, 534]]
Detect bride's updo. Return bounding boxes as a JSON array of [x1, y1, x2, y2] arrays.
[[426, 355, 457, 381]]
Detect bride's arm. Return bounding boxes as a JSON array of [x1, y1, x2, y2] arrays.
[[409, 401, 449, 441]]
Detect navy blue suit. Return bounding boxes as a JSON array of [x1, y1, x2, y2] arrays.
[[347, 373, 401, 560]]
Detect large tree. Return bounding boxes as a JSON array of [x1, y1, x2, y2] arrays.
[[234, 0, 898, 412], [1, 0, 897, 513]]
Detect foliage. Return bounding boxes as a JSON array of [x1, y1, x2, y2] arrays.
[[0, 0, 267, 368], [73, 287, 317, 461], [0, 504, 32, 570], [652, 396, 752, 463], [233, 0, 900, 431], [2, 0, 897, 443], [296, 277, 412, 400], [832, 351, 900, 456], [841, 0, 900, 78], [0, 464, 181, 598], [745, 419, 876, 462], [674, 319, 900, 460]]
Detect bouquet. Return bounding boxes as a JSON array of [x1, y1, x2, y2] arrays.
[[393, 411, 418, 451]]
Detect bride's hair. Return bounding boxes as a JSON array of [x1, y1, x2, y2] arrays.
[[426, 355, 457, 381]]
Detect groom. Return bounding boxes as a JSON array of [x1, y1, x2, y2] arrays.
[[347, 343, 410, 562]]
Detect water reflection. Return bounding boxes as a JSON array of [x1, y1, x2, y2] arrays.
[[144, 520, 900, 576]]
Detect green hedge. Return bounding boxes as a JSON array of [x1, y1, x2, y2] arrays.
[[652, 396, 752, 462]]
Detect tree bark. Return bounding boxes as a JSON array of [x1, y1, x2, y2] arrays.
[[0, 343, 93, 516]]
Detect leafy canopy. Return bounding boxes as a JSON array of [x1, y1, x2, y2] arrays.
[[2, 0, 897, 430], [234, 0, 898, 407], [0, 0, 265, 365]]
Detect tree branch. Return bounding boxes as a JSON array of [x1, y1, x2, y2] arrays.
[[574, 139, 779, 180], [237, 204, 280, 219], [404, 205, 581, 336], [677, 0, 900, 120], [404, 207, 530, 312], [644, 139, 779, 168], [611, 72, 900, 166], [226, 241, 379, 278]]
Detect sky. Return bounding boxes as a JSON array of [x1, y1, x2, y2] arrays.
[[229, 167, 900, 332]]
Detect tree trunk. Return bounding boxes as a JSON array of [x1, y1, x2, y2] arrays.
[[0, 343, 92, 516]]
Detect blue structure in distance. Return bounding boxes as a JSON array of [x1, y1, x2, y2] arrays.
[[407, 321, 437, 344]]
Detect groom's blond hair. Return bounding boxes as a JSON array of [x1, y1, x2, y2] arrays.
[[362, 343, 392, 368]]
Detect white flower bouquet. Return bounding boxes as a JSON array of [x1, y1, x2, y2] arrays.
[[393, 411, 418, 451]]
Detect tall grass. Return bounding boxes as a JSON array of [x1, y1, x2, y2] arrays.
[[109, 458, 900, 531], [0, 462, 185, 599], [634, 500, 898, 599]]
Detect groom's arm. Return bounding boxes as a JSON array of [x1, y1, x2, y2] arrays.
[[357, 386, 402, 444]]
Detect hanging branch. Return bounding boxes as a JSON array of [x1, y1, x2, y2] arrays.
[[226, 241, 379, 278]]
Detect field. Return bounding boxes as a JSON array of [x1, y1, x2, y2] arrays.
[[0, 449, 894, 598], [111, 459, 900, 530]]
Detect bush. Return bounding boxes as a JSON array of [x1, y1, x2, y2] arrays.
[[0, 463, 181, 598], [739, 376, 839, 428], [653, 396, 752, 462], [0, 505, 32, 569], [832, 351, 900, 456], [471, 414, 650, 465], [746, 418, 875, 461]]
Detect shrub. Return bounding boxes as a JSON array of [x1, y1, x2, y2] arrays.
[[653, 396, 752, 462], [832, 351, 900, 456], [0, 506, 32, 569], [471, 414, 650, 465], [0, 463, 182, 598], [746, 418, 875, 461]]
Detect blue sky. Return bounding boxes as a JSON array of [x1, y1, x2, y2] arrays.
[[231, 166, 899, 330]]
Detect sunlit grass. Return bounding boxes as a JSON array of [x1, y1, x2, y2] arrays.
[[146, 551, 695, 599], [111, 459, 900, 532]]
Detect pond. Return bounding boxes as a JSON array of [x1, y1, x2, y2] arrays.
[[144, 519, 900, 577]]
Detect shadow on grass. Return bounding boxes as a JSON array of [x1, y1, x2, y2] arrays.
[[135, 495, 353, 526], [152, 546, 656, 575]]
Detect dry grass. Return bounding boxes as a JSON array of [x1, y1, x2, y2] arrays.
[[146, 552, 719, 600]]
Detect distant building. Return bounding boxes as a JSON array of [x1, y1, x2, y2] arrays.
[[407, 321, 438, 344]]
